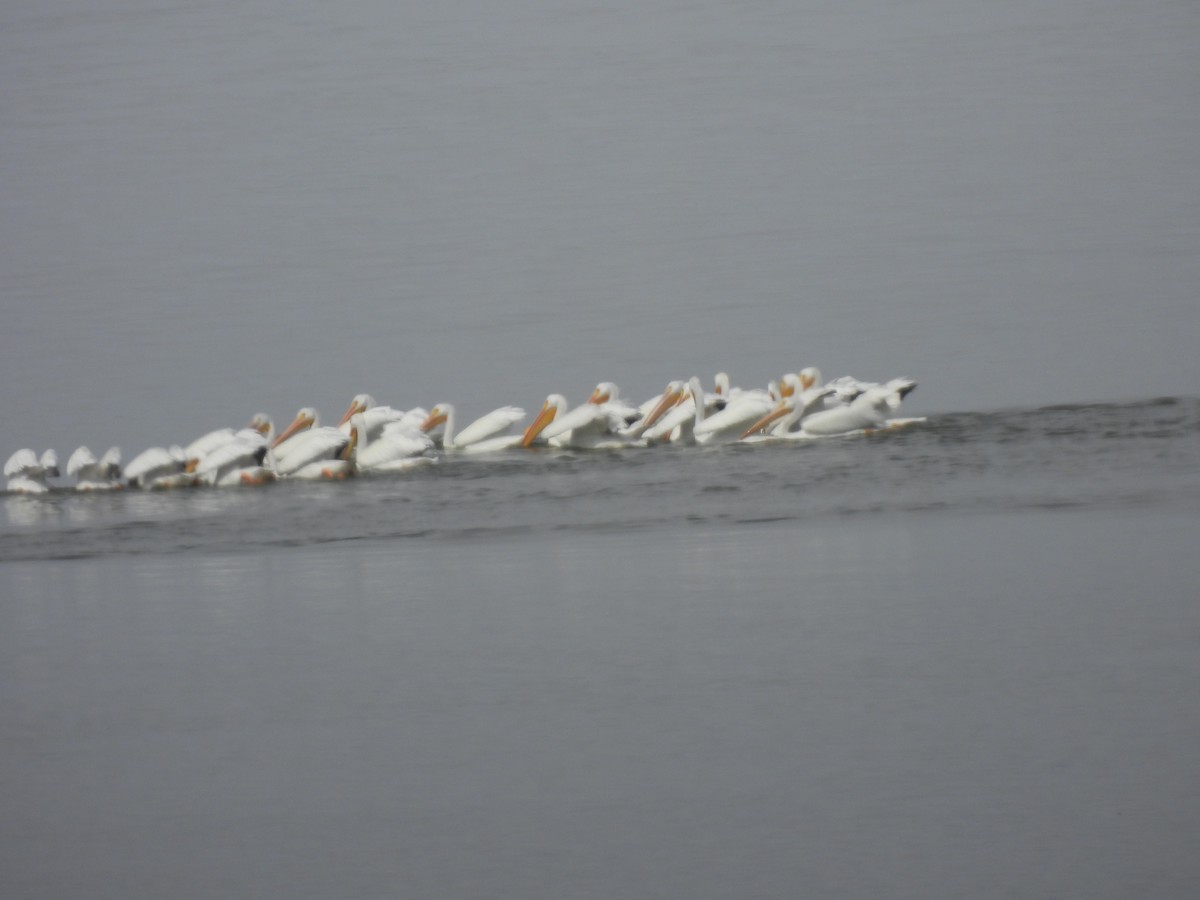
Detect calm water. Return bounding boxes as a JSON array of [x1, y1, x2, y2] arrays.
[[2, 399, 1199, 560], [3, 401, 1200, 898]]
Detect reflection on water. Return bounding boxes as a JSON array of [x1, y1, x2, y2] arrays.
[[4, 495, 58, 528]]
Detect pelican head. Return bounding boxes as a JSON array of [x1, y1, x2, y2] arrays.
[[247, 413, 274, 441], [713, 373, 730, 397], [588, 382, 618, 405], [520, 394, 566, 447], [420, 404, 451, 434], [273, 407, 318, 448], [641, 381, 687, 431], [337, 393, 376, 427]]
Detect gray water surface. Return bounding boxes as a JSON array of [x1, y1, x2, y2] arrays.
[[3, 402, 1199, 897], [4, 508, 1198, 899]]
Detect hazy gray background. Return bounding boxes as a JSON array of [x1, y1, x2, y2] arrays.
[[3, 0, 1198, 455]]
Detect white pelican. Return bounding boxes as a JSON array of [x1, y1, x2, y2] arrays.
[[420, 403, 526, 453], [184, 428, 235, 463], [692, 381, 779, 445], [818, 375, 919, 411], [124, 444, 192, 488], [270, 408, 352, 477], [777, 367, 823, 398], [587, 383, 642, 428], [624, 380, 690, 438], [817, 374, 877, 407], [246, 413, 274, 442], [5, 449, 59, 494], [183, 414, 272, 474], [336, 394, 425, 440], [520, 395, 566, 448], [634, 382, 678, 422], [193, 429, 273, 487], [346, 412, 435, 473], [740, 378, 837, 440], [520, 393, 640, 450], [799, 378, 919, 437], [66, 446, 123, 491], [642, 377, 733, 444], [271, 407, 319, 451]]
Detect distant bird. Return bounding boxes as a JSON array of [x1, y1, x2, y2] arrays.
[[183, 414, 273, 474], [799, 379, 918, 437], [269, 407, 351, 478], [421, 403, 526, 452], [336, 394, 424, 440], [521, 393, 638, 450], [692, 382, 779, 445], [123, 444, 192, 489], [5, 448, 59, 494], [741, 377, 837, 440], [194, 428, 272, 487], [346, 412, 435, 473], [67, 446, 122, 491]]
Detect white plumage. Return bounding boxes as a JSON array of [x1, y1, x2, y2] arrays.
[[421, 403, 526, 452], [5, 448, 59, 494]]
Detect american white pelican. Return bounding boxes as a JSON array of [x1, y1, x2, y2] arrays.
[[817, 374, 879, 407], [184, 428, 236, 463], [641, 378, 700, 445], [777, 367, 823, 398], [124, 444, 191, 488], [192, 428, 273, 487], [420, 403, 526, 452], [271, 407, 319, 451], [587, 383, 641, 428], [520, 395, 566, 448], [246, 413, 274, 442], [642, 377, 734, 444], [269, 408, 352, 477], [798, 379, 919, 437], [182, 414, 272, 474], [520, 393, 640, 450], [624, 380, 689, 438], [818, 375, 919, 410], [5, 449, 59, 494], [336, 394, 425, 440], [66, 446, 123, 491], [692, 382, 778, 445], [346, 412, 435, 473], [633, 382, 677, 423], [740, 379, 837, 440]]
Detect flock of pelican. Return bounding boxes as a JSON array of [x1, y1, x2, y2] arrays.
[[4, 369, 919, 494]]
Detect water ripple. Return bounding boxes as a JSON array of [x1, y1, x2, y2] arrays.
[[4, 397, 1199, 562]]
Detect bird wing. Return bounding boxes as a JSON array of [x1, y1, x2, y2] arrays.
[[454, 406, 526, 446], [5, 449, 39, 477]]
